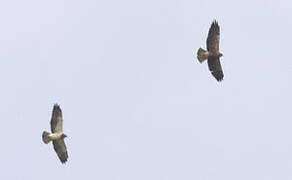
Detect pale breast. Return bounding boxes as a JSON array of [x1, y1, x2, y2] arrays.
[[48, 132, 63, 140]]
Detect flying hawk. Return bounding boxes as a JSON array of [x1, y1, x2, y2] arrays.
[[197, 20, 224, 81], [42, 104, 68, 164]]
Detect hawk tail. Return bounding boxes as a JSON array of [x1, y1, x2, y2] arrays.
[[42, 131, 51, 144], [197, 48, 209, 63]]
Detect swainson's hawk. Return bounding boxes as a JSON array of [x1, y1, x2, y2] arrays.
[[42, 104, 68, 164], [197, 20, 224, 81]]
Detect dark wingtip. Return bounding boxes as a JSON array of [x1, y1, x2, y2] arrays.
[[212, 19, 218, 25], [212, 71, 224, 82], [215, 77, 223, 82], [61, 159, 67, 164], [211, 20, 219, 31], [60, 154, 68, 164], [53, 104, 61, 110]]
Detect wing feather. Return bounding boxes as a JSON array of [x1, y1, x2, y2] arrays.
[[50, 104, 63, 133], [53, 139, 68, 163], [207, 56, 224, 81], [207, 21, 220, 53]]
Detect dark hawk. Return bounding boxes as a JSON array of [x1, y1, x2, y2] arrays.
[[197, 20, 224, 81]]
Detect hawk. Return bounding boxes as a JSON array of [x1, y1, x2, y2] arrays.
[[42, 104, 68, 164], [197, 20, 224, 81]]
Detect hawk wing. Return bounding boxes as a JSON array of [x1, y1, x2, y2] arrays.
[[207, 20, 220, 53], [208, 56, 224, 81], [207, 20, 223, 81], [53, 139, 68, 163], [50, 104, 63, 133]]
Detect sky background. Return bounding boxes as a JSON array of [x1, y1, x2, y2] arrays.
[[0, 0, 292, 179]]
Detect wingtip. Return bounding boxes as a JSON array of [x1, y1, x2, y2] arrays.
[[216, 78, 223, 82], [211, 20, 219, 27], [209, 20, 220, 35], [59, 154, 68, 164], [60, 159, 67, 164], [212, 71, 224, 82], [53, 104, 61, 111]]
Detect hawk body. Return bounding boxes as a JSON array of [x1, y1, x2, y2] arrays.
[[42, 104, 68, 164], [197, 20, 224, 81]]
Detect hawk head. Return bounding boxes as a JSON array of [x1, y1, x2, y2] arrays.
[[61, 134, 68, 139]]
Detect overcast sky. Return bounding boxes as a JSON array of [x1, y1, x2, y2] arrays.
[[0, 0, 292, 179]]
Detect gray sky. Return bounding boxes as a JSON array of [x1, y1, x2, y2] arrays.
[[1, 0, 292, 179]]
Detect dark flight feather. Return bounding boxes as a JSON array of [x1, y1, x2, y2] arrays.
[[50, 104, 63, 133], [207, 20, 224, 81], [207, 56, 224, 81], [53, 139, 68, 164]]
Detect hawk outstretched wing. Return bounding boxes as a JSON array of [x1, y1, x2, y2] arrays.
[[50, 104, 68, 163], [207, 20, 220, 53], [53, 139, 68, 163], [208, 56, 224, 81], [50, 104, 63, 133], [207, 21, 224, 81]]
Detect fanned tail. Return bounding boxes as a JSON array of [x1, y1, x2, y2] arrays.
[[197, 48, 209, 63], [42, 131, 51, 144]]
